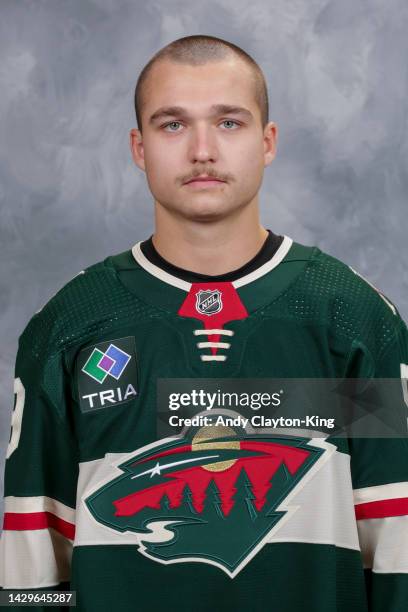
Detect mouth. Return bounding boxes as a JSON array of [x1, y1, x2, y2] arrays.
[[184, 178, 226, 188]]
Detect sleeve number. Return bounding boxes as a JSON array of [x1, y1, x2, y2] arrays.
[[401, 364, 408, 407], [6, 377, 25, 459]]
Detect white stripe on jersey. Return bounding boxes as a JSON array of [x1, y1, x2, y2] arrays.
[[0, 496, 75, 588], [3, 495, 76, 523], [353, 482, 408, 505], [0, 529, 72, 589], [357, 515, 408, 573], [73, 442, 360, 553]]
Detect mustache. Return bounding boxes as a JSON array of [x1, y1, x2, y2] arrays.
[[182, 172, 231, 183]]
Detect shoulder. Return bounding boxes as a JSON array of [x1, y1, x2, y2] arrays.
[[316, 245, 401, 350], [309, 246, 399, 318], [17, 253, 127, 361], [284, 241, 403, 355]]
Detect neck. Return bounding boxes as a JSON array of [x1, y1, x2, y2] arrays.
[[152, 199, 268, 276]]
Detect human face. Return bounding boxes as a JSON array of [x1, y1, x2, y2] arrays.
[[130, 58, 277, 222]]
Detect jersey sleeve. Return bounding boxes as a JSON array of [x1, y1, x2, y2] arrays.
[[0, 316, 78, 603], [349, 314, 408, 612]]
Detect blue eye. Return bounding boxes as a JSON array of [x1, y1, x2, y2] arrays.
[[221, 120, 239, 129], [163, 121, 182, 132], [162, 119, 240, 132]]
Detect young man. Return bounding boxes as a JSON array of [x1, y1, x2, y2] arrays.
[[1, 35, 407, 611]]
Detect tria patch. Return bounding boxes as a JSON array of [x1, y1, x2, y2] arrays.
[[77, 336, 138, 412]]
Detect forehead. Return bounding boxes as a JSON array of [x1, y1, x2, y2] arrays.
[[142, 58, 258, 116]]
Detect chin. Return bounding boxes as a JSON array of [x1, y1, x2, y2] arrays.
[[182, 204, 233, 223], [157, 197, 237, 222]]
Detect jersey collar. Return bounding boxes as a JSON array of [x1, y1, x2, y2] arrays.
[[131, 235, 293, 292]]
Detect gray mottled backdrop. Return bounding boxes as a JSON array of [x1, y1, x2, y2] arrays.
[[1, 0, 407, 528]]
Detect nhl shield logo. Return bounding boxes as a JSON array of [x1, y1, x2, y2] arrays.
[[195, 289, 223, 315]]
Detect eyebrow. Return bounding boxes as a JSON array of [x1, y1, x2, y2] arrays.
[[148, 104, 253, 125]]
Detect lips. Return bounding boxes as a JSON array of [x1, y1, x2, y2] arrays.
[[185, 177, 225, 184]]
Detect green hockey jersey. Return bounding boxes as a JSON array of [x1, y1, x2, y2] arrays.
[[1, 235, 408, 612]]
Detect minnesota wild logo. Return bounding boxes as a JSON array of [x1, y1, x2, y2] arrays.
[[85, 417, 326, 577]]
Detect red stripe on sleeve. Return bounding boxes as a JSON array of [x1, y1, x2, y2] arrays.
[[3, 511, 75, 540], [355, 497, 408, 520]]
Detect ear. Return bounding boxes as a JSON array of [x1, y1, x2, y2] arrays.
[[263, 121, 278, 166], [129, 128, 145, 172]]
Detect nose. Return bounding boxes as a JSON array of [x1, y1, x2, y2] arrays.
[[188, 123, 218, 163]]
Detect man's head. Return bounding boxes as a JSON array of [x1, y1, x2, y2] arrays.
[[130, 35, 277, 223]]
